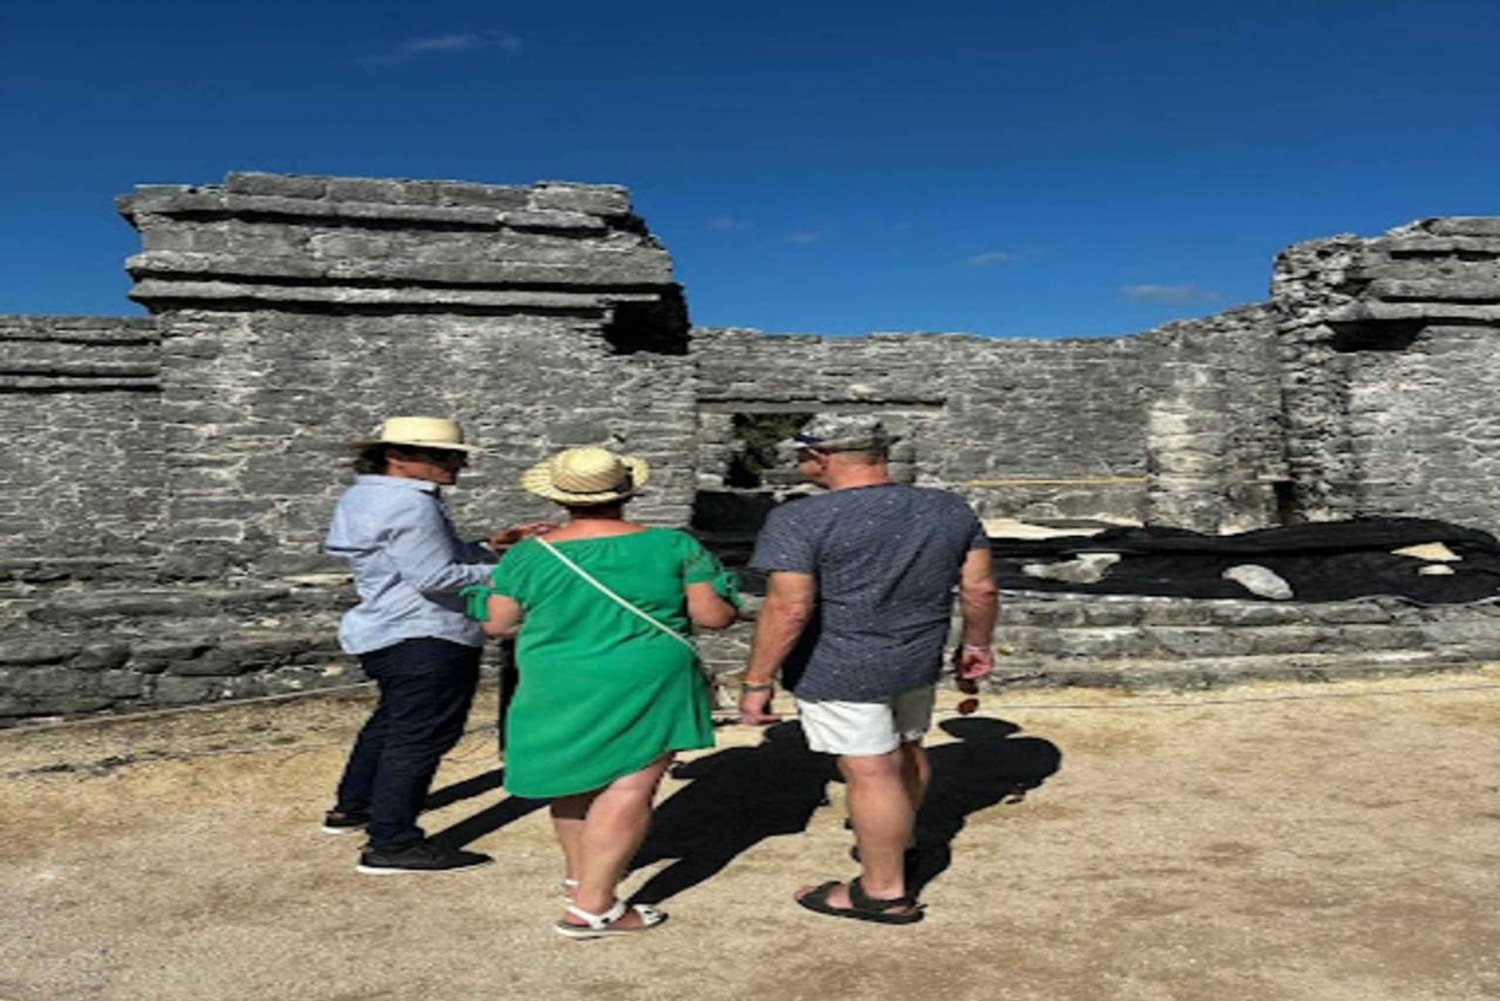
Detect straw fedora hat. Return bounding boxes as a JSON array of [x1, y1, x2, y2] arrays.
[[521, 447, 649, 505], [350, 416, 479, 453]]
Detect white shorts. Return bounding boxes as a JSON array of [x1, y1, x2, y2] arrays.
[[795, 685, 936, 757]]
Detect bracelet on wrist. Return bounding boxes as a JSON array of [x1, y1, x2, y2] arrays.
[[962, 644, 992, 653], [741, 682, 775, 693]]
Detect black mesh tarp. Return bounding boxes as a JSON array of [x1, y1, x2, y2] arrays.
[[992, 517, 1500, 603]]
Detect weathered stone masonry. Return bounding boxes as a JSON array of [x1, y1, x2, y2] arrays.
[[1275, 219, 1500, 527], [692, 304, 1283, 535], [121, 173, 696, 581], [2, 171, 1498, 722]]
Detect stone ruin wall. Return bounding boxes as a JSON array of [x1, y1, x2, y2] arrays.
[[692, 303, 1283, 535], [119, 173, 700, 582], [1, 171, 1498, 723], [1275, 218, 1500, 528], [0, 316, 163, 573]]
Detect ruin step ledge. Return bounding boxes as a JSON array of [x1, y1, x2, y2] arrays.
[[126, 279, 667, 310], [739, 593, 1482, 627], [1365, 235, 1500, 256], [979, 650, 1489, 692], [121, 190, 616, 232], [1416, 217, 1500, 238], [4, 584, 350, 631], [4, 621, 1495, 724], [1365, 278, 1500, 303], [124, 251, 674, 288], [217, 172, 633, 217], [1320, 301, 1500, 324], [0, 317, 158, 343]]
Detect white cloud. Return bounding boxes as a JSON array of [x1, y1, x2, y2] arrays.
[[1119, 282, 1221, 305], [705, 216, 750, 232], [785, 230, 823, 245], [361, 31, 522, 67], [966, 250, 1014, 268]]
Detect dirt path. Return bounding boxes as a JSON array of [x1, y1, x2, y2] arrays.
[[4, 671, 1498, 1001]]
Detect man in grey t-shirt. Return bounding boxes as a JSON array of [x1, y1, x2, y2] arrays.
[[739, 415, 998, 925]]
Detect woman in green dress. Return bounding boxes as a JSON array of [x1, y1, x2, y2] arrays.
[[469, 446, 738, 939]]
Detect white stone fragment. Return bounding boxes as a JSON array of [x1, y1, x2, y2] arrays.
[[1392, 542, 1461, 562], [1022, 553, 1121, 584], [1222, 564, 1294, 600]]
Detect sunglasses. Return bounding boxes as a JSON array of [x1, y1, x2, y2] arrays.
[[399, 447, 468, 465]]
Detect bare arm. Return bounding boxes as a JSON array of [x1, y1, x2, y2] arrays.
[[684, 581, 737, 629], [956, 546, 999, 680], [481, 594, 524, 639], [739, 571, 816, 724], [487, 521, 558, 552]]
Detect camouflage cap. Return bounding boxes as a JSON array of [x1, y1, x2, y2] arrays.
[[787, 414, 900, 453]]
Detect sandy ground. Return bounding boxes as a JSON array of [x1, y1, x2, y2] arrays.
[[3, 670, 1498, 1001]]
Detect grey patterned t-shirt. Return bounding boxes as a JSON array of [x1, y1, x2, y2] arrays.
[[749, 483, 989, 701]]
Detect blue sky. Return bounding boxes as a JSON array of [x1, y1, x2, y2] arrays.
[[3, 0, 1498, 337]]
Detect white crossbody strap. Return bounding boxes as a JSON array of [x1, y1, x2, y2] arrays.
[[536, 538, 698, 652]]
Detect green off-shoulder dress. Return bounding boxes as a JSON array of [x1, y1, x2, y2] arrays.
[[469, 529, 730, 799]]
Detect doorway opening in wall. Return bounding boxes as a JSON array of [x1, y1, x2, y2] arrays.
[[1273, 480, 1299, 525], [725, 412, 814, 488]]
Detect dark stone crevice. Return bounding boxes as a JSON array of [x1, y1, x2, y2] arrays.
[[1326, 320, 1426, 352], [601, 292, 690, 355]]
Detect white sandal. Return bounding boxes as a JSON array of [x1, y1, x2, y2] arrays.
[[554, 900, 668, 940]]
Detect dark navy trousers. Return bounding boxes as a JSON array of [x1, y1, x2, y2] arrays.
[[333, 637, 481, 851]]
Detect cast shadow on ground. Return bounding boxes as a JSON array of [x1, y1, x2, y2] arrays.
[[424, 768, 546, 850], [625, 716, 1061, 905], [905, 717, 1062, 895], [626, 720, 837, 905], [424, 769, 505, 811]]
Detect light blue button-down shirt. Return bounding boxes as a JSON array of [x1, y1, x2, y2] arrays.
[[324, 475, 497, 655]]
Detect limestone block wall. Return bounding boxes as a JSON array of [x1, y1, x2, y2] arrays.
[[1275, 219, 1500, 530], [0, 316, 163, 571], [1342, 324, 1500, 529], [693, 328, 1159, 521], [691, 327, 955, 489], [1141, 306, 1283, 532], [117, 173, 695, 578], [694, 305, 1281, 529]]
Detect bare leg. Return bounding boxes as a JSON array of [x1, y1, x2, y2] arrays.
[[795, 749, 919, 912], [549, 791, 597, 888], [561, 755, 672, 929], [898, 739, 930, 828]]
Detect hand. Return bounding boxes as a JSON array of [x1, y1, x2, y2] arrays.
[[489, 521, 557, 550], [738, 688, 781, 726], [954, 645, 995, 683]]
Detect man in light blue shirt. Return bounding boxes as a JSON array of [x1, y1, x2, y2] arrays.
[[322, 416, 549, 874]]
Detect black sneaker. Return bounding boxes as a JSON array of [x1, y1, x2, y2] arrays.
[[321, 809, 371, 835], [356, 840, 494, 875]]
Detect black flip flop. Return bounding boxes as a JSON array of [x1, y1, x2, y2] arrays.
[[795, 877, 925, 925]]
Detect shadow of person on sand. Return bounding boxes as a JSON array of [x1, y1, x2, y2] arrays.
[[424, 768, 505, 811], [901, 716, 1062, 895], [425, 777, 547, 851], [422, 642, 548, 850], [625, 720, 838, 905]]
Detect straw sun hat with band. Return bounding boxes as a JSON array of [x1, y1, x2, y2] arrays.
[[521, 447, 650, 506], [350, 416, 480, 453]]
